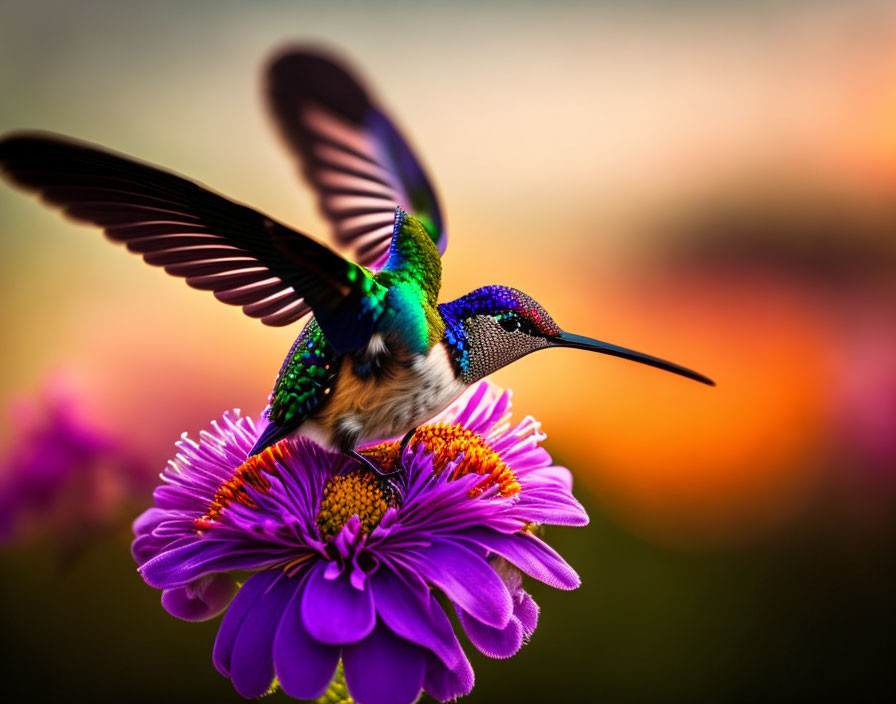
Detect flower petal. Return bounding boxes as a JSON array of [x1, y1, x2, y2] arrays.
[[525, 465, 574, 490], [274, 577, 341, 699], [132, 507, 168, 537], [301, 560, 375, 645], [422, 650, 475, 702], [458, 607, 524, 659], [515, 487, 589, 526], [343, 622, 426, 704], [230, 571, 296, 698], [213, 569, 276, 677], [446, 382, 490, 428], [161, 573, 238, 621], [131, 532, 167, 565], [408, 541, 513, 628], [515, 590, 539, 637], [140, 539, 291, 588], [464, 529, 580, 590], [371, 568, 460, 668]]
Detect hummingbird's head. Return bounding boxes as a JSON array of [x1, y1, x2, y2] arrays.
[[439, 285, 714, 386]]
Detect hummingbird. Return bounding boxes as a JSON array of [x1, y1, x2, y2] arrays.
[[0, 48, 712, 476]]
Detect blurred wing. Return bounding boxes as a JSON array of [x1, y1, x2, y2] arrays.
[[267, 48, 447, 270], [0, 132, 386, 351]]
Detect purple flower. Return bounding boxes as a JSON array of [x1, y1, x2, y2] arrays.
[[0, 376, 150, 546], [133, 382, 588, 704]]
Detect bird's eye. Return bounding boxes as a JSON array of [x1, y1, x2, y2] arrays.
[[498, 316, 521, 333]]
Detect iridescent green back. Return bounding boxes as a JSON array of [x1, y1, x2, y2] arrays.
[[268, 319, 338, 428], [263, 211, 444, 447], [373, 210, 445, 354]]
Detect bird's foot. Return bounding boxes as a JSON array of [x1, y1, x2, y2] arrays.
[[396, 426, 417, 468], [347, 449, 398, 477], [346, 427, 418, 503], [347, 446, 406, 504]]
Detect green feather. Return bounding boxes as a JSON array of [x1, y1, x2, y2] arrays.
[[265, 212, 445, 440], [268, 319, 338, 427], [374, 212, 444, 354]]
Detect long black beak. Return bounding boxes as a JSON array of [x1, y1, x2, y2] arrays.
[[549, 332, 715, 386]]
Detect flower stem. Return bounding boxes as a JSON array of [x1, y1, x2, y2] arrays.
[[316, 662, 353, 704]]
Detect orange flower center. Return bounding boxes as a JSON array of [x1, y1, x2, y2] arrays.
[[196, 422, 518, 533], [194, 445, 284, 530], [363, 423, 520, 499]]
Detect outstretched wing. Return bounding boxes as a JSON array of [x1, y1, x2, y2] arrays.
[[267, 48, 447, 271], [0, 132, 386, 352]]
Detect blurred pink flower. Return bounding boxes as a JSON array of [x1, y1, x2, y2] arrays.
[[833, 308, 896, 478], [0, 375, 151, 549]]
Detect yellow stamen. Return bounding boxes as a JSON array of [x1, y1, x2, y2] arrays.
[[316, 471, 389, 538]]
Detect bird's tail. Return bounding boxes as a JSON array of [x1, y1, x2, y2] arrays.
[[247, 421, 288, 458]]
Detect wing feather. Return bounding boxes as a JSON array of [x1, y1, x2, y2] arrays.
[[266, 48, 447, 270], [0, 132, 386, 347]]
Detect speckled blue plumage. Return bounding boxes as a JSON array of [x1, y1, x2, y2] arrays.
[[439, 285, 561, 375]]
